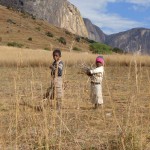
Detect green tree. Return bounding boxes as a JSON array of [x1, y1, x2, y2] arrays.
[[90, 43, 112, 54]]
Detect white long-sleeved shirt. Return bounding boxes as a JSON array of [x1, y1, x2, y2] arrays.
[[90, 66, 104, 83]]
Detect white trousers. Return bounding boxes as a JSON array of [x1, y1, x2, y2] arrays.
[[90, 83, 103, 104]]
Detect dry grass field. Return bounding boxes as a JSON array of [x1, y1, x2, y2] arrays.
[[0, 46, 150, 150]]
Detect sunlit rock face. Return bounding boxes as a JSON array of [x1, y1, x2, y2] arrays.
[[83, 18, 106, 43], [0, 0, 88, 37]]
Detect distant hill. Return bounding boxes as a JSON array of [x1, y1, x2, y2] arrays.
[[0, 0, 88, 37], [105, 28, 150, 54], [84, 18, 150, 54], [0, 5, 90, 51]]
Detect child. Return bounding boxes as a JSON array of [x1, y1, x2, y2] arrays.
[[87, 56, 104, 109], [43, 49, 63, 109]]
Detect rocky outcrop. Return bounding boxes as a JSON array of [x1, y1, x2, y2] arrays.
[[0, 0, 88, 37], [105, 28, 150, 54], [83, 18, 106, 43]]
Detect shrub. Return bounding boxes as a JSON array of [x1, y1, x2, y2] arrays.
[[46, 32, 54, 37], [28, 37, 32, 41], [81, 36, 85, 40], [90, 42, 112, 54], [73, 47, 81, 51], [57, 37, 66, 45], [7, 42, 23, 48], [6, 6, 11, 10], [65, 30, 71, 35], [7, 19, 16, 24], [84, 37, 96, 43], [32, 15, 36, 20], [75, 36, 81, 42], [35, 27, 41, 31], [44, 48, 50, 51], [21, 12, 29, 18], [112, 47, 124, 54]]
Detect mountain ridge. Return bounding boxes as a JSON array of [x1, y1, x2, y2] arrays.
[[1, 0, 150, 54], [105, 28, 150, 54], [84, 19, 150, 54]]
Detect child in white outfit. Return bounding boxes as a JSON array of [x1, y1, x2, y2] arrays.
[[87, 56, 104, 109]]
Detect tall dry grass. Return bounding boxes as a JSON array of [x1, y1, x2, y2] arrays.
[[1, 46, 150, 67], [0, 46, 150, 149]]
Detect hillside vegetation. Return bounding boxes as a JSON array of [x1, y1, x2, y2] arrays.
[[0, 5, 90, 51]]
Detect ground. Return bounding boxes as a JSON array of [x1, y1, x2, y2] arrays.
[[0, 65, 150, 150]]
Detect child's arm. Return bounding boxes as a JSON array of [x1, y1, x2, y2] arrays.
[[90, 67, 104, 74], [86, 69, 92, 76], [58, 61, 63, 76], [49, 64, 54, 70]]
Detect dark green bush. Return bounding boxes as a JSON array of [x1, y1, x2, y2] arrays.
[[46, 32, 54, 37], [81, 36, 85, 40], [90, 42, 112, 54], [73, 47, 81, 51], [57, 37, 66, 45], [7, 19, 16, 24], [32, 15, 36, 20], [44, 48, 50, 51], [84, 37, 96, 43], [28, 37, 32, 41], [7, 42, 23, 48], [112, 47, 124, 53], [65, 30, 71, 35], [75, 36, 81, 42]]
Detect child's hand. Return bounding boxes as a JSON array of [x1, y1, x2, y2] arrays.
[[49, 65, 54, 70], [86, 70, 92, 76]]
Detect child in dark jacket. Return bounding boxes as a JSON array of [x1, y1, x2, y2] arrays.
[[44, 49, 63, 109]]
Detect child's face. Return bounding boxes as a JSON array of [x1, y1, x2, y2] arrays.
[[53, 52, 60, 61], [96, 62, 103, 67]]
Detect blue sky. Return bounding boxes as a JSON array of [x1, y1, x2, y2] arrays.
[[69, 0, 150, 34]]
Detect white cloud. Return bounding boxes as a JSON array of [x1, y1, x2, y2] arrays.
[[125, 0, 150, 6], [69, 0, 144, 34], [124, 0, 150, 11], [87, 12, 142, 34]]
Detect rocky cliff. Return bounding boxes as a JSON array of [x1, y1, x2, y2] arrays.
[[105, 28, 150, 54], [0, 0, 88, 37], [83, 18, 106, 43]]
